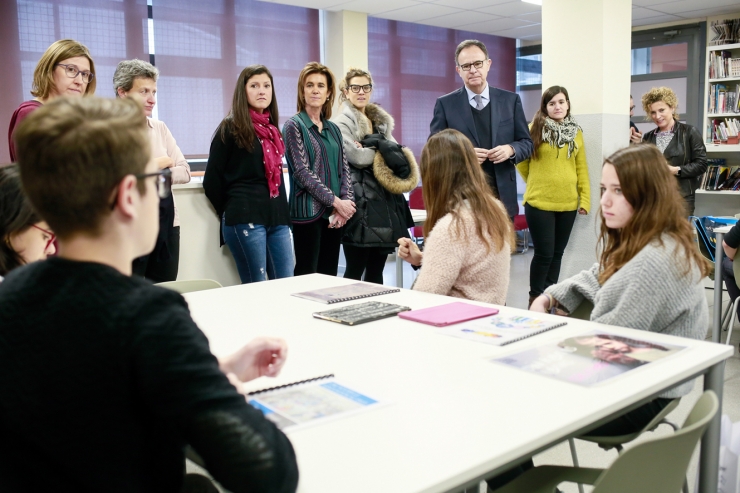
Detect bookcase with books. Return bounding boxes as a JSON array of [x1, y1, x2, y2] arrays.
[[697, 17, 740, 216]]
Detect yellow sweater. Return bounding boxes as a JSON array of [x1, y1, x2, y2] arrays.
[[516, 129, 590, 212]]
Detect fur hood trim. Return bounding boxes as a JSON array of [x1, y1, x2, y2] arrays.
[[373, 147, 419, 194], [341, 101, 395, 141]]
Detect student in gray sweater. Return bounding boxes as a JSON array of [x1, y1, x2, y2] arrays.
[[533, 143, 712, 433]]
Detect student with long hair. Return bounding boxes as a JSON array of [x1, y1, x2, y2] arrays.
[[204, 65, 293, 283], [532, 142, 710, 432], [8, 39, 95, 161], [0, 165, 56, 279], [517, 86, 590, 306], [397, 129, 512, 304], [488, 144, 711, 491]]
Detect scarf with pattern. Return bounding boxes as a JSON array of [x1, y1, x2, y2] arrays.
[[250, 108, 285, 198], [542, 115, 581, 159]]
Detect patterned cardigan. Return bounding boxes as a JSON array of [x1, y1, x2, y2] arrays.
[[283, 111, 353, 223]]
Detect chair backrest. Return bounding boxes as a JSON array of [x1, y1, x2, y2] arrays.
[[733, 254, 740, 282], [156, 279, 223, 294], [591, 390, 718, 493], [409, 187, 425, 237], [513, 214, 528, 232]]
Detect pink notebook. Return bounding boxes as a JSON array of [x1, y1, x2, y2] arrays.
[[398, 302, 499, 327]]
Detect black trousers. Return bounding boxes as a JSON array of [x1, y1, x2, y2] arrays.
[[342, 245, 388, 284], [524, 204, 577, 298], [132, 226, 180, 283], [293, 218, 343, 277]]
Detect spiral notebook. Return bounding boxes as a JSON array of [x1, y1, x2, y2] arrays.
[[292, 282, 400, 304], [439, 313, 567, 346], [247, 374, 386, 431]]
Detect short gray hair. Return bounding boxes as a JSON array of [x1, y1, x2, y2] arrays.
[[113, 59, 159, 96], [455, 40, 489, 65]]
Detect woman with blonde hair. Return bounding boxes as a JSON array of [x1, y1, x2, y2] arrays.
[[8, 39, 95, 161], [398, 129, 512, 304], [640, 86, 707, 216], [283, 62, 355, 276], [331, 67, 417, 284]]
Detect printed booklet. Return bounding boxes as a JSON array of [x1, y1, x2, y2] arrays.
[[439, 312, 566, 346], [491, 330, 686, 386], [292, 282, 400, 304]]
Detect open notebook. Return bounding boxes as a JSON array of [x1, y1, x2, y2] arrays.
[[439, 312, 567, 346]]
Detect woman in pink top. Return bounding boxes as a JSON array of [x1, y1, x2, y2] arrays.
[[114, 59, 191, 282], [8, 39, 96, 162], [397, 129, 513, 304]]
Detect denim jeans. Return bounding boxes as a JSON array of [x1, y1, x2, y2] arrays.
[[222, 218, 294, 284]]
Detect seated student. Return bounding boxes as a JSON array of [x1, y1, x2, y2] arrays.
[[722, 223, 740, 323], [0, 165, 56, 280], [0, 97, 298, 493], [397, 129, 512, 304], [488, 143, 711, 491]]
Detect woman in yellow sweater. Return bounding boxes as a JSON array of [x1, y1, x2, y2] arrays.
[[517, 86, 590, 306]]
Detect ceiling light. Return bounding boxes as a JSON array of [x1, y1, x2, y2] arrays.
[[522, 0, 542, 5]]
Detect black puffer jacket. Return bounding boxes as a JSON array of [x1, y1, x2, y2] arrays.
[[643, 121, 707, 199], [332, 101, 419, 249]]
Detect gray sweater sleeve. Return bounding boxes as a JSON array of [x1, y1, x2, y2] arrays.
[[545, 263, 601, 313]]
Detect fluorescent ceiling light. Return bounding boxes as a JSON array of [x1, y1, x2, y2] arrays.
[[522, 0, 542, 5]]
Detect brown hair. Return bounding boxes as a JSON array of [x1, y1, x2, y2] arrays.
[[219, 65, 280, 151], [31, 39, 96, 99], [13, 97, 149, 240], [0, 165, 41, 275], [296, 62, 336, 119], [455, 39, 489, 65], [641, 87, 679, 120], [597, 144, 711, 284], [529, 85, 571, 160], [421, 129, 513, 254], [338, 67, 373, 104]]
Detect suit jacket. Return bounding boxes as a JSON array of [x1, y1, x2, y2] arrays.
[[429, 86, 533, 217]]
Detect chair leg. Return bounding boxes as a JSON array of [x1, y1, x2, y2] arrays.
[[683, 478, 689, 493], [726, 297, 740, 345], [722, 300, 733, 331], [568, 438, 585, 493]]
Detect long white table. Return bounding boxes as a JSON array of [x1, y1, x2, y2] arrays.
[[184, 274, 731, 493]]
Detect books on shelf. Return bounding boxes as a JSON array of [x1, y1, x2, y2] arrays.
[[247, 375, 385, 431], [699, 160, 740, 191], [491, 330, 686, 386], [709, 50, 740, 79], [710, 18, 740, 46], [707, 84, 740, 115], [312, 301, 411, 326], [438, 312, 567, 346], [292, 282, 400, 304]]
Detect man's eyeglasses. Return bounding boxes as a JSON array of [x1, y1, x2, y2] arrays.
[[32, 224, 55, 252], [458, 60, 486, 71], [348, 84, 373, 93], [630, 105, 636, 111], [135, 168, 172, 199], [56, 63, 95, 84]]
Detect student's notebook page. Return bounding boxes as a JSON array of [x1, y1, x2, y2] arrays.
[[439, 312, 567, 346], [247, 376, 386, 431]]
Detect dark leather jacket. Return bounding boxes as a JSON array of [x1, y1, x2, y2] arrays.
[[643, 121, 707, 198]]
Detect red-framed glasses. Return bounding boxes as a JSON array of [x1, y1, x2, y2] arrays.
[[32, 224, 55, 251]]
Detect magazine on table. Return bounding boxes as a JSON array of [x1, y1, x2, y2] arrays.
[[247, 375, 386, 431], [439, 312, 566, 345], [491, 330, 686, 386], [292, 282, 400, 304]]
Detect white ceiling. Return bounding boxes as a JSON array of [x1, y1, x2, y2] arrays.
[[260, 0, 740, 41]]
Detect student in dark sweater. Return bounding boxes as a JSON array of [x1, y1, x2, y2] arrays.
[[0, 97, 298, 493], [204, 65, 293, 283]]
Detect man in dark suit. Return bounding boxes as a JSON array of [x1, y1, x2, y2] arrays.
[[430, 39, 533, 220]]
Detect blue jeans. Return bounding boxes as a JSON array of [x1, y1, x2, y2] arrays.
[[222, 218, 294, 284]]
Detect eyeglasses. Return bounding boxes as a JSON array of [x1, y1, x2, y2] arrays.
[[348, 84, 373, 93], [31, 224, 55, 252], [630, 105, 636, 111], [56, 63, 95, 84], [135, 168, 172, 199], [458, 60, 486, 71]]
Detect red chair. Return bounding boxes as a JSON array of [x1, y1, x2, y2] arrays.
[[409, 187, 424, 246], [513, 214, 529, 254]]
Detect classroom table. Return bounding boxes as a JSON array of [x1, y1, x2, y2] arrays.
[[713, 224, 732, 344], [395, 208, 427, 288], [184, 274, 731, 493]]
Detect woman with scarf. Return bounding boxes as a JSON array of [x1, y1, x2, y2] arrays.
[[204, 65, 293, 283], [517, 86, 590, 307]]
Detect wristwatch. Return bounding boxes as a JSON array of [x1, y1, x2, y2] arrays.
[[676, 168, 682, 177]]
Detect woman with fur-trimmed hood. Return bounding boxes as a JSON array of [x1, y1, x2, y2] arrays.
[[331, 68, 419, 284]]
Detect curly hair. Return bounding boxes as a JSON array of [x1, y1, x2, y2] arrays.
[[338, 67, 373, 104], [641, 87, 679, 119]]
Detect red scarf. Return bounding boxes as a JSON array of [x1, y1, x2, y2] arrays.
[[250, 108, 285, 198]]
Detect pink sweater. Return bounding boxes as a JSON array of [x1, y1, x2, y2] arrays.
[[413, 204, 510, 305]]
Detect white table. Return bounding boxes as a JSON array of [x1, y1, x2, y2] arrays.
[[184, 274, 731, 493], [713, 224, 732, 344], [395, 208, 427, 288]]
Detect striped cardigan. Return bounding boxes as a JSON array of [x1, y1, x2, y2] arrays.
[[283, 111, 353, 223]]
